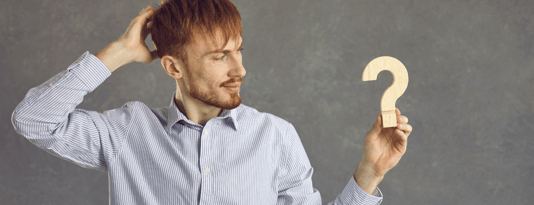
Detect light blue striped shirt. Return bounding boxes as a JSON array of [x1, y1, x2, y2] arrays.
[[11, 51, 383, 205]]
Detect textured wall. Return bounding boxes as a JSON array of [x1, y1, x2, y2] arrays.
[[2, 0, 533, 204]]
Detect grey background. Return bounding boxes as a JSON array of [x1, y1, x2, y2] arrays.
[[1, 0, 533, 204]]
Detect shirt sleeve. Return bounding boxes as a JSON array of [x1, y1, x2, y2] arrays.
[[11, 51, 133, 172], [276, 123, 384, 205]]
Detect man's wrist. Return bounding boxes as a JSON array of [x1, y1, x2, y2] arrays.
[[95, 41, 132, 73], [354, 164, 384, 195]]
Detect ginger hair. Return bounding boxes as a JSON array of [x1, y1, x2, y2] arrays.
[[151, 0, 243, 66]]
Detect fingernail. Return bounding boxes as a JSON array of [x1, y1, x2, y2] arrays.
[[400, 124, 402, 128]]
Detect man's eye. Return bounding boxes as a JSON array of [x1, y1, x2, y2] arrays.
[[215, 48, 243, 61]]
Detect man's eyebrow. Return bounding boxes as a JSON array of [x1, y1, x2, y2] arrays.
[[203, 40, 243, 57]]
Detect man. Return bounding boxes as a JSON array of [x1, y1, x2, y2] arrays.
[[11, 0, 412, 204]]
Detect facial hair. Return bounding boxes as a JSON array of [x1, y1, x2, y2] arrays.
[[185, 65, 242, 110]]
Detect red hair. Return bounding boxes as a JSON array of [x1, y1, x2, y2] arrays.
[[151, 0, 243, 65]]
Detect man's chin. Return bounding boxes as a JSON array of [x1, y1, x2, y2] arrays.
[[218, 96, 241, 110]]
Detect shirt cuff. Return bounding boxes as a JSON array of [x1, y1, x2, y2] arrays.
[[336, 175, 384, 204], [67, 51, 112, 92]]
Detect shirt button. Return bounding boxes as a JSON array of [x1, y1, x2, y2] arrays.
[[217, 121, 221, 125], [205, 168, 210, 173], [48, 83, 53, 87], [204, 131, 208, 135]]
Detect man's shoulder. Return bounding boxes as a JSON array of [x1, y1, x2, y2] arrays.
[[115, 101, 166, 120]]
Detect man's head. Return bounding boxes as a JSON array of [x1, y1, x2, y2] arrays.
[[150, 0, 245, 110]]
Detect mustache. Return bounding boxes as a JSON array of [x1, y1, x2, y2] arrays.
[[223, 78, 243, 86]]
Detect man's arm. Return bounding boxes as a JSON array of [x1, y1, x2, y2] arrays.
[[11, 50, 133, 172], [95, 42, 132, 73], [276, 123, 383, 205], [11, 4, 160, 171]]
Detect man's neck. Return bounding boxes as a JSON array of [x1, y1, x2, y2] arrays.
[[175, 97, 222, 126]]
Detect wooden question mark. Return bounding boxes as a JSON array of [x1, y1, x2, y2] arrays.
[[362, 56, 409, 128]]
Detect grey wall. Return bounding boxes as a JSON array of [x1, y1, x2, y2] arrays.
[[2, 0, 533, 204]]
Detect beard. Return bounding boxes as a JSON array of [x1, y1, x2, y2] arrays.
[[189, 82, 242, 110], [184, 66, 242, 110]]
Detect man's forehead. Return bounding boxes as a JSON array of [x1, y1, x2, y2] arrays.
[[190, 33, 242, 55]]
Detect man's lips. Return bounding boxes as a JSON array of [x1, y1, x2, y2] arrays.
[[224, 85, 240, 92], [224, 83, 241, 87]]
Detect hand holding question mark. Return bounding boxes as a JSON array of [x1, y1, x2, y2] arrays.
[[353, 56, 412, 186]]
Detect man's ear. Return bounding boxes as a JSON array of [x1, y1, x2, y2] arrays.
[[161, 56, 184, 79]]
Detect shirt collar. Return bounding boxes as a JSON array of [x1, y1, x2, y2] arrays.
[[165, 91, 239, 131]]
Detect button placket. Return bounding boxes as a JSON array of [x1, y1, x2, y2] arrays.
[[203, 122, 217, 175]]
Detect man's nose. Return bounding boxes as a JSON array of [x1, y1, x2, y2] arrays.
[[230, 56, 246, 78]]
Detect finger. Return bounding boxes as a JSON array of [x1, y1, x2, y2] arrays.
[[396, 123, 412, 136], [397, 115, 408, 123], [405, 124, 412, 135], [137, 7, 155, 24], [395, 128, 408, 145], [139, 5, 154, 15], [141, 13, 155, 39], [141, 9, 155, 21], [139, 7, 148, 15], [142, 22, 151, 40], [133, 10, 154, 38], [395, 107, 401, 115]]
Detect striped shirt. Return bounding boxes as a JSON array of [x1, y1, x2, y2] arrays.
[[11, 51, 383, 205]]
